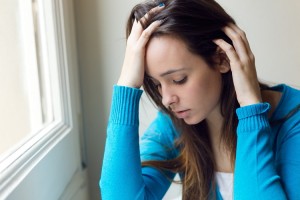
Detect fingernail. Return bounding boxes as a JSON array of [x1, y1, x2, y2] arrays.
[[159, 2, 165, 7], [213, 39, 220, 44]]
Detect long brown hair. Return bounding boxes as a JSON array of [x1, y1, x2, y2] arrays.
[[126, 0, 238, 199]]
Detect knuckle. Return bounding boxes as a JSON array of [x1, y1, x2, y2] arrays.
[[232, 34, 242, 41], [241, 31, 246, 38], [141, 30, 151, 39], [150, 6, 160, 14], [139, 18, 146, 26], [238, 30, 246, 37], [225, 45, 234, 52], [231, 61, 242, 69], [242, 57, 251, 65], [235, 61, 242, 67], [249, 53, 255, 61], [149, 7, 157, 14]]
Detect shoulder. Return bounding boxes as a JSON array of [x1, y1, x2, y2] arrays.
[[267, 84, 300, 121], [273, 84, 300, 105], [143, 111, 179, 141], [140, 111, 180, 160], [270, 84, 300, 141]]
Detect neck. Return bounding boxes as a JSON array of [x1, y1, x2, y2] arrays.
[[206, 105, 224, 143], [206, 108, 233, 172]]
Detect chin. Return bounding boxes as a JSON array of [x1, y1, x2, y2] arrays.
[[183, 116, 203, 125]]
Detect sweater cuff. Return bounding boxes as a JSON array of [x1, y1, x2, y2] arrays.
[[109, 85, 143, 125], [236, 103, 271, 133]]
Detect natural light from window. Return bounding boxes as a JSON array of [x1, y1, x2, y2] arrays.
[[0, 0, 52, 157]]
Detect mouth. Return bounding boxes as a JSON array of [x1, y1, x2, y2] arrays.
[[173, 109, 190, 119]]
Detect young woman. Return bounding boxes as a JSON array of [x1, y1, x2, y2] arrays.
[[100, 0, 300, 199]]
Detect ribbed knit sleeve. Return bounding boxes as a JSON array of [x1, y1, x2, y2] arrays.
[[100, 85, 145, 200], [236, 103, 270, 132], [100, 85, 175, 200], [234, 103, 287, 200], [109, 85, 142, 125]]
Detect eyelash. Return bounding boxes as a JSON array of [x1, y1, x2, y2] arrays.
[[153, 76, 187, 89], [173, 76, 187, 85]]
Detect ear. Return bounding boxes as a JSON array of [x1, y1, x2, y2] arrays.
[[215, 47, 230, 73]]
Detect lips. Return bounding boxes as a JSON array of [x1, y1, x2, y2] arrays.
[[173, 109, 190, 118]]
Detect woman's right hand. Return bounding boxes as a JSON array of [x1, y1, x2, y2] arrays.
[[117, 5, 165, 88]]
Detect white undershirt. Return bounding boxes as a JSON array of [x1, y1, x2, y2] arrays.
[[215, 172, 233, 200]]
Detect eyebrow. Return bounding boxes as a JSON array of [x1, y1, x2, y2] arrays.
[[159, 68, 187, 77]]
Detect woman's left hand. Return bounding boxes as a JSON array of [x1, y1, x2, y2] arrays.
[[214, 23, 262, 107]]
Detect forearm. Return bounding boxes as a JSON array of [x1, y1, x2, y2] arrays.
[[100, 86, 171, 200], [234, 103, 287, 199], [100, 86, 146, 199]]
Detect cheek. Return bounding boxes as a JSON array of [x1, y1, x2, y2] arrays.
[[188, 72, 223, 102]]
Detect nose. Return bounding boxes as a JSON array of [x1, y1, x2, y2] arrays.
[[161, 86, 178, 108]]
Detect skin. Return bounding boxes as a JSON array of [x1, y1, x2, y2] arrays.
[[118, 5, 282, 172], [145, 35, 230, 125], [118, 5, 262, 107]]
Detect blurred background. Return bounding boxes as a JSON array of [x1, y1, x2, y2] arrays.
[[75, 0, 300, 199], [0, 0, 299, 199]]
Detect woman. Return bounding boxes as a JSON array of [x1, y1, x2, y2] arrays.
[[100, 0, 300, 199]]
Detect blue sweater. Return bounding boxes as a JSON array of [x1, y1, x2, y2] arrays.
[[100, 84, 300, 200]]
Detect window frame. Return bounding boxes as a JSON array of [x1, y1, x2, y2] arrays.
[[0, 0, 79, 198]]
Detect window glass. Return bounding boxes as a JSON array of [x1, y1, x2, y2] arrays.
[[0, 0, 45, 156]]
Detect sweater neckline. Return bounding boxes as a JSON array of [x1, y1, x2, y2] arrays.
[[268, 84, 287, 122]]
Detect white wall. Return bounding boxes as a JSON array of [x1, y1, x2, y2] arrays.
[[73, 0, 141, 199], [73, 0, 300, 199], [217, 0, 300, 87]]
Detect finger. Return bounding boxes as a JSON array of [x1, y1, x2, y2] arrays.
[[139, 4, 165, 24], [136, 20, 162, 50], [131, 5, 165, 41], [227, 23, 252, 54], [130, 19, 143, 41], [222, 26, 249, 57], [222, 25, 255, 64], [227, 23, 247, 42], [213, 39, 241, 69], [224, 24, 255, 64]]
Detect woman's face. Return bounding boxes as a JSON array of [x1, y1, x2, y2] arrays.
[[145, 36, 229, 124]]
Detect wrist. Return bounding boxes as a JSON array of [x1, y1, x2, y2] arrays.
[[117, 77, 142, 89], [238, 94, 262, 107], [239, 99, 262, 107]]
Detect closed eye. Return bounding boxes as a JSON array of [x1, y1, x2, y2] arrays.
[[173, 76, 187, 85]]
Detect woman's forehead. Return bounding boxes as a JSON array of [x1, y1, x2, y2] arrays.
[[145, 36, 190, 74]]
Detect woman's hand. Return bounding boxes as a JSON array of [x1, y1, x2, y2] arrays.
[[214, 23, 262, 107], [117, 5, 164, 88]]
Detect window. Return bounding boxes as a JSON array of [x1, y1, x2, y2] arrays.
[[0, 0, 85, 199], [0, 0, 50, 156]]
